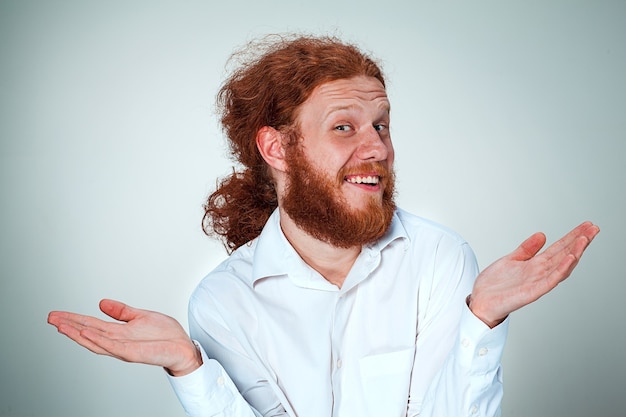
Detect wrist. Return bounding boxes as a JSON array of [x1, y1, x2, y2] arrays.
[[166, 341, 203, 377], [466, 294, 506, 329]]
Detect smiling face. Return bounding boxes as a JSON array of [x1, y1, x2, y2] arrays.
[[280, 76, 396, 248]]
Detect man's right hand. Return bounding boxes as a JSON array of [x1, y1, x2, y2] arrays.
[[48, 299, 202, 377]]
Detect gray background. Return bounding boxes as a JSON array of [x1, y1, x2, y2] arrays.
[[1, 1, 624, 416]]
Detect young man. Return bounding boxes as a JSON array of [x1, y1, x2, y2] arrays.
[[48, 35, 599, 417]]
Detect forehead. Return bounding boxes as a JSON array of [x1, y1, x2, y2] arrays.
[[301, 76, 390, 117]]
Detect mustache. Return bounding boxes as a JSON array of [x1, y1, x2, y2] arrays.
[[337, 162, 391, 180]]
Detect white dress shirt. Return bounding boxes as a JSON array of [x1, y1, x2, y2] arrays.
[[168, 208, 508, 417]]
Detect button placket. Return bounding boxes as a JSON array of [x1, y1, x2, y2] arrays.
[[330, 293, 347, 417]]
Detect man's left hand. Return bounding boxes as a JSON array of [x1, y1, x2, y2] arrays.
[[469, 221, 600, 328]]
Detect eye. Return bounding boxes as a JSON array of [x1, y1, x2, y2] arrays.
[[335, 125, 352, 132], [374, 124, 388, 132]]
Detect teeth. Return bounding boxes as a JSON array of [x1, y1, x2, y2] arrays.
[[346, 176, 380, 185]]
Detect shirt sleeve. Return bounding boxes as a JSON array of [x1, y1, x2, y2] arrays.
[[166, 342, 263, 417], [416, 307, 508, 417], [167, 285, 289, 417], [408, 238, 508, 417]]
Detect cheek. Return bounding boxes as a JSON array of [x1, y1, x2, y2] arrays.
[[305, 146, 354, 174]]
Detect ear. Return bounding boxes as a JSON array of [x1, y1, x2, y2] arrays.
[[256, 126, 288, 172]]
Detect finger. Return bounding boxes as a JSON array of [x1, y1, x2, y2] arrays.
[[48, 310, 86, 326], [556, 234, 592, 276], [572, 224, 600, 258], [542, 221, 597, 259], [52, 319, 116, 357], [528, 222, 595, 267], [510, 232, 547, 261], [49, 310, 138, 359], [540, 223, 598, 270], [543, 233, 595, 289], [548, 253, 580, 287], [48, 311, 103, 331], [50, 314, 140, 359], [48, 310, 68, 327], [99, 299, 141, 323], [568, 227, 598, 260], [79, 328, 132, 359], [577, 221, 600, 239], [80, 329, 162, 365]]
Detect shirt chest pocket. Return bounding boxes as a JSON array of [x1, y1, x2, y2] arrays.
[[359, 346, 415, 417]]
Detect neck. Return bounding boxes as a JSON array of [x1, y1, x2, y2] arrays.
[[278, 207, 360, 288]]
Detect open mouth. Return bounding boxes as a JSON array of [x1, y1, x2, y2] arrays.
[[344, 175, 381, 187]]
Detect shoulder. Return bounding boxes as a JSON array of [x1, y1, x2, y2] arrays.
[[390, 208, 478, 280], [393, 209, 479, 306], [394, 208, 469, 247], [189, 241, 258, 315]]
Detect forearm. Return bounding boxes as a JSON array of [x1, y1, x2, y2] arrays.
[[412, 305, 509, 417], [167, 342, 263, 417]]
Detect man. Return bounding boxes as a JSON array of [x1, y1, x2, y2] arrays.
[[48, 35, 599, 417]]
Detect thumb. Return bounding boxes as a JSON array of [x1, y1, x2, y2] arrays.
[[99, 299, 139, 322], [510, 232, 547, 261]]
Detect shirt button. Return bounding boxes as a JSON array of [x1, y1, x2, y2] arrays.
[[217, 376, 225, 386], [461, 338, 470, 348], [336, 359, 343, 369], [478, 347, 488, 356], [470, 404, 479, 414]]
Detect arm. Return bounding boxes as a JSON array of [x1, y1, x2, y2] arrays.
[[410, 221, 599, 417], [407, 238, 506, 417], [408, 222, 599, 417], [412, 300, 508, 417], [169, 286, 289, 417], [48, 299, 262, 417]]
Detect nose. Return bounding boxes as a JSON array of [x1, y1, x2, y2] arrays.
[[355, 125, 392, 162]]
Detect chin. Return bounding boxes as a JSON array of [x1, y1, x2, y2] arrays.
[[347, 197, 383, 212]]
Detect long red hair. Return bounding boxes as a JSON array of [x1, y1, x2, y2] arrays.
[[203, 34, 386, 252]]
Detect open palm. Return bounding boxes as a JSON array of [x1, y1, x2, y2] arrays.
[[48, 299, 201, 376], [469, 221, 600, 327]]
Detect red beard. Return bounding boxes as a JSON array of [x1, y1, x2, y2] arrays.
[[281, 145, 396, 248]]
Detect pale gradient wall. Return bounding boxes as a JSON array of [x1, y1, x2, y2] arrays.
[[1, 1, 624, 416]]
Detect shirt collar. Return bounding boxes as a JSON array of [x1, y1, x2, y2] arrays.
[[251, 208, 409, 288], [362, 209, 410, 255]]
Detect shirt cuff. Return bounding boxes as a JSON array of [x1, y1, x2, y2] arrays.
[[457, 301, 509, 374], [166, 341, 241, 417]]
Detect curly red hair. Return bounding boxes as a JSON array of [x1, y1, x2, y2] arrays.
[[203, 34, 386, 252]]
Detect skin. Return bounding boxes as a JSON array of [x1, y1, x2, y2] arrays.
[[48, 75, 600, 377], [257, 76, 394, 286], [293, 75, 393, 212], [48, 299, 201, 376]]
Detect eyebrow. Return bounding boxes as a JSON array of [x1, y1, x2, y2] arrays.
[[323, 102, 391, 120]]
